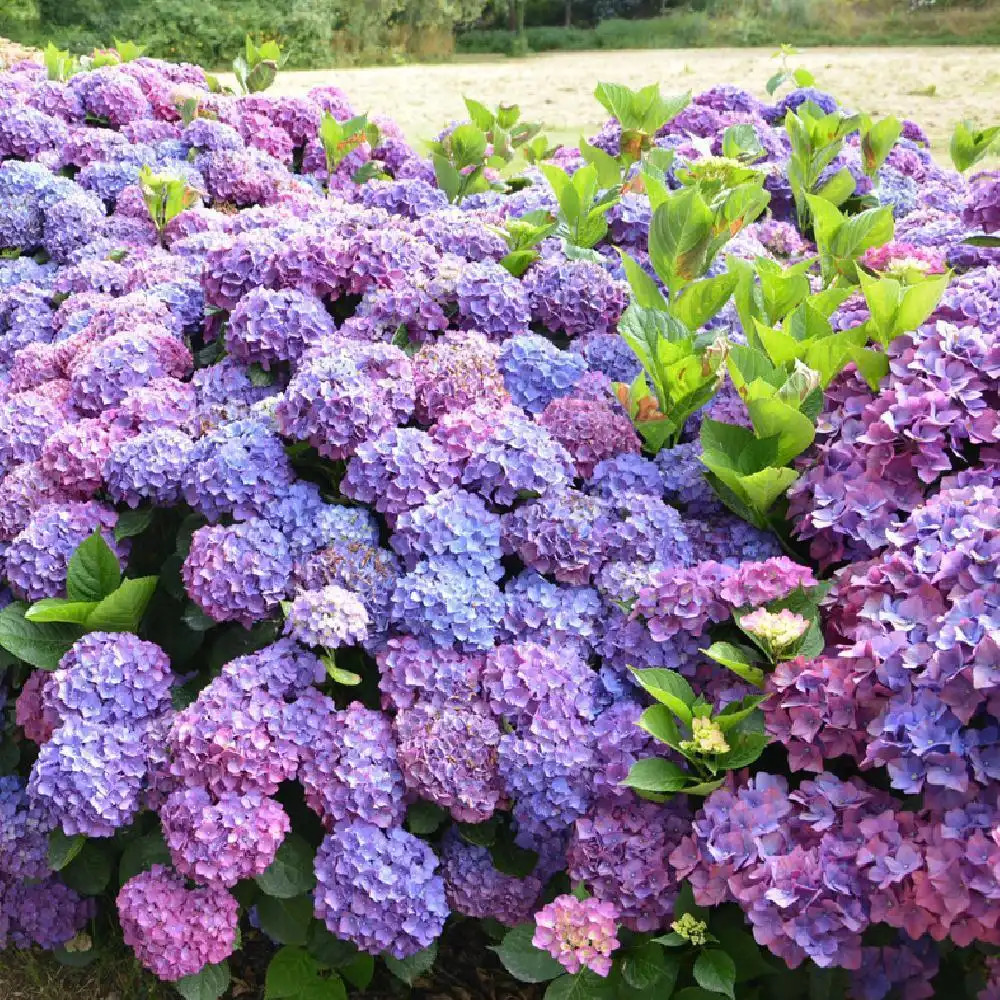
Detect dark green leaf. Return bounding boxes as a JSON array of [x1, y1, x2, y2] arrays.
[[406, 800, 448, 835], [458, 817, 498, 847], [491, 924, 564, 982], [307, 923, 360, 969], [340, 953, 375, 990], [256, 834, 316, 899], [711, 925, 774, 982], [265, 946, 321, 999], [544, 970, 616, 999], [66, 531, 121, 602], [119, 830, 171, 885], [175, 961, 230, 1000], [621, 943, 673, 991], [0, 603, 83, 670], [717, 731, 770, 770], [257, 894, 313, 946], [490, 838, 540, 878], [61, 841, 112, 895], [48, 829, 86, 871], [693, 950, 735, 999], [182, 603, 217, 632], [299, 978, 347, 1000], [115, 507, 155, 541], [384, 940, 438, 985]]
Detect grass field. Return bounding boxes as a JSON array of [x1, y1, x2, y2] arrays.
[[244, 45, 1000, 161]]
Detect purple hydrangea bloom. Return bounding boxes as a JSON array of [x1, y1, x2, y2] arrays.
[[169, 676, 295, 797], [391, 487, 503, 578], [436, 406, 574, 507], [395, 700, 504, 822], [182, 519, 292, 627], [376, 635, 484, 711], [538, 391, 641, 479], [502, 489, 614, 585], [1, 875, 94, 951], [28, 720, 151, 837], [225, 286, 336, 367], [587, 453, 665, 499], [524, 258, 628, 338], [411, 331, 509, 424], [182, 419, 293, 522], [343, 428, 458, 525], [5, 501, 121, 601], [50, 633, 173, 728], [0, 777, 52, 880], [284, 584, 370, 649], [313, 821, 448, 959], [500, 570, 605, 653], [439, 830, 543, 926], [292, 699, 406, 830], [963, 170, 1000, 234], [104, 427, 196, 508]]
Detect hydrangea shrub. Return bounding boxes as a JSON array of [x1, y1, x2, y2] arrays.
[[0, 36, 997, 1000]]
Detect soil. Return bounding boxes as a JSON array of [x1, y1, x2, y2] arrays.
[[258, 46, 1000, 160]]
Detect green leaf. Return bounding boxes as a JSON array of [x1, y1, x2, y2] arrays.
[[717, 731, 770, 769], [49, 829, 86, 871], [621, 943, 674, 991], [85, 576, 158, 632], [464, 97, 495, 130], [861, 116, 901, 175], [765, 71, 786, 96], [406, 800, 448, 835], [829, 205, 895, 266], [66, 532, 121, 602], [307, 924, 360, 969], [693, 950, 735, 999], [670, 272, 738, 331], [265, 946, 321, 999], [674, 880, 708, 921], [704, 639, 766, 679], [579, 138, 621, 188], [895, 272, 950, 334], [544, 969, 616, 999], [491, 924, 564, 983], [340, 953, 375, 990], [949, 120, 1000, 173], [175, 961, 230, 1000], [384, 940, 438, 985], [257, 894, 314, 946], [629, 668, 696, 724], [637, 705, 681, 747], [622, 757, 689, 793], [814, 167, 855, 207], [737, 466, 799, 518], [448, 123, 488, 169], [114, 507, 155, 541], [721, 123, 764, 162], [24, 599, 98, 625], [256, 834, 316, 899], [648, 188, 714, 294], [491, 838, 540, 878], [119, 830, 171, 885], [0, 604, 83, 669], [674, 991, 721, 1000], [711, 925, 774, 982], [715, 696, 769, 733], [61, 841, 112, 895], [618, 252, 668, 311]]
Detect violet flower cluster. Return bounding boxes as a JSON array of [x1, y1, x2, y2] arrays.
[[0, 49, 995, 998]]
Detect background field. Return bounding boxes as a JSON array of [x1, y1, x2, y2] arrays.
[[246, 46, 1000, 160]]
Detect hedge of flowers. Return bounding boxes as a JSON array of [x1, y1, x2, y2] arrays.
[[0, 38, 998, 1000]]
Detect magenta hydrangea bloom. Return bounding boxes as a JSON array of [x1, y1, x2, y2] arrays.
[[538, 391, 641, 479], [532, 894, 621, 977], [117, 865, 238, 980], [160, 786, 290, 887]]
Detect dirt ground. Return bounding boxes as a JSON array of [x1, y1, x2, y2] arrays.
[[256, 46, 1000, 157]]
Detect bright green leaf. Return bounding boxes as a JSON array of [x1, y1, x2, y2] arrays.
[[491, 924, 563, 983], [66, 532, 121, 602]]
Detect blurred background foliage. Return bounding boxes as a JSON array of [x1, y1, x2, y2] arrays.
[[0, 0, 997, 69]]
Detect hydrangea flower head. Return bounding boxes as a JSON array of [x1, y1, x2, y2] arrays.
[[532, 894, 621, 977]]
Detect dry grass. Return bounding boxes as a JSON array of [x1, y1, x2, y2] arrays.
[[0, 946, 170, 1000], [245, 45, 1000, 162]]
